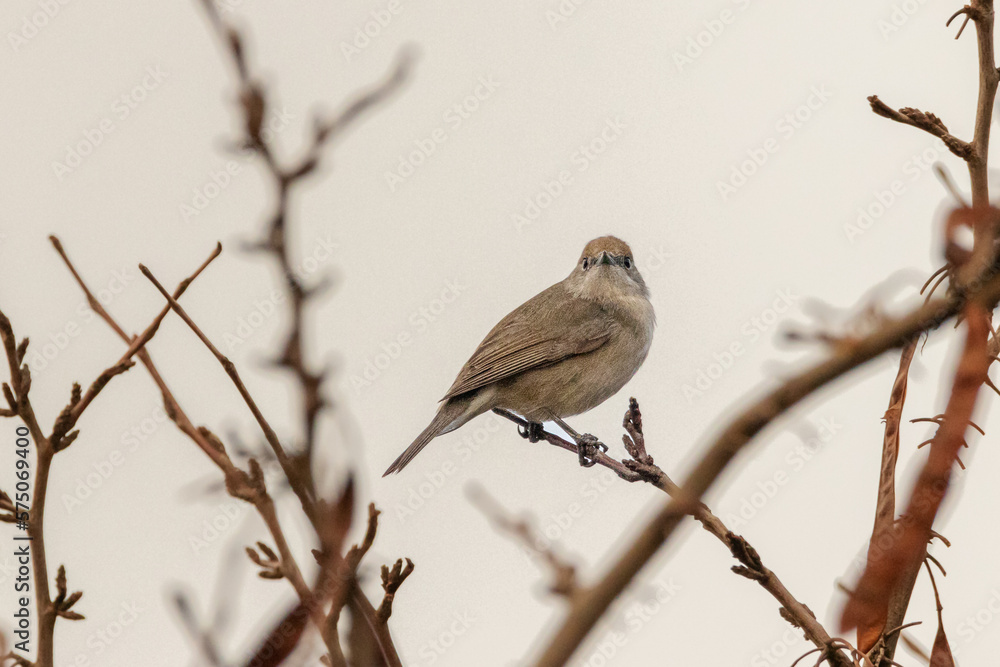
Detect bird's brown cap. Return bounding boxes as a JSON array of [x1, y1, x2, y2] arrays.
[[580, 236, 633, 260]]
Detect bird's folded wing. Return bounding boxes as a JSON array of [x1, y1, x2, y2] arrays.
[[441, 286, 616, 400]]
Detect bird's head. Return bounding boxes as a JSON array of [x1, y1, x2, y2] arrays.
[[567, 235, 649, 302]]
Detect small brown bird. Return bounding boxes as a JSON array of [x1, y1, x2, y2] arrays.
[[383, 236, 655, 475]]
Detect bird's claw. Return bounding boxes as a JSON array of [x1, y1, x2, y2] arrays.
[[576, 433, 607, 467], [518, 421, 545, 443]]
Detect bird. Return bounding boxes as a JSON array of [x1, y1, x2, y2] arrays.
[[383, 235, 655, 476]]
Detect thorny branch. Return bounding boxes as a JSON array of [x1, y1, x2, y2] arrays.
[[842, 304, 989, 645], [858, 4, 999, 663], [870, 0, 998, 215]]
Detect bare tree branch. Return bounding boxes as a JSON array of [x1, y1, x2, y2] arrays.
[[856, 340, 917, 658], [495, 402, 851, 666], [867, 96, 973, 160], [469, 484, 578, 599], [0, 244, 221, 667], [530, 250, 1000, 666], [842, 303, 989, 639]]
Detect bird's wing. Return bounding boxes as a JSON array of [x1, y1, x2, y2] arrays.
[[442, 284, 617, 400]]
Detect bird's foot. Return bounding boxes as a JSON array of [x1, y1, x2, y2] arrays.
[[518, 421, 545, 443], [575, 433, 607, 468]]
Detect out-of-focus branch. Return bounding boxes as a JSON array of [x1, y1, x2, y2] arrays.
[[469, 485, 578, 599], [173, 591, 224, 667], [186, 2, 416, 662], [196, 0, 411, 472], [855, 340, 917, 657], [841, 304, 989, 641]]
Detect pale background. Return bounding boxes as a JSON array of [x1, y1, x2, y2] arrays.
[[2, 1, 1000, 665]]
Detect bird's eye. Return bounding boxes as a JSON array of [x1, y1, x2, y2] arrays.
[[582, 258, 589, 270], [623, 257, 632, 269]]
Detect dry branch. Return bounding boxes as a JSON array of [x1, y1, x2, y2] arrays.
[[0, 244, 221, 667], [861, 6, 999, 662], [857, 340, 917, 656], [924, 560, 955, 666], [841, 304, 989, 638], [469, 484, 579, 599], [495, 401, 851, 666], [867, 97, 973, 160]]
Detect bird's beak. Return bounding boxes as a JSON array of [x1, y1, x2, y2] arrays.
[[599, 252, 613, 266]]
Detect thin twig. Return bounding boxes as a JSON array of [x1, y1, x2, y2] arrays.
[[468, 484, 578, 598], [495, 402, 850, 666], [867, 96, 973, 160]]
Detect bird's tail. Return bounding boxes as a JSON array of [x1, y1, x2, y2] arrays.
[[383, 398, 478, 476]]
